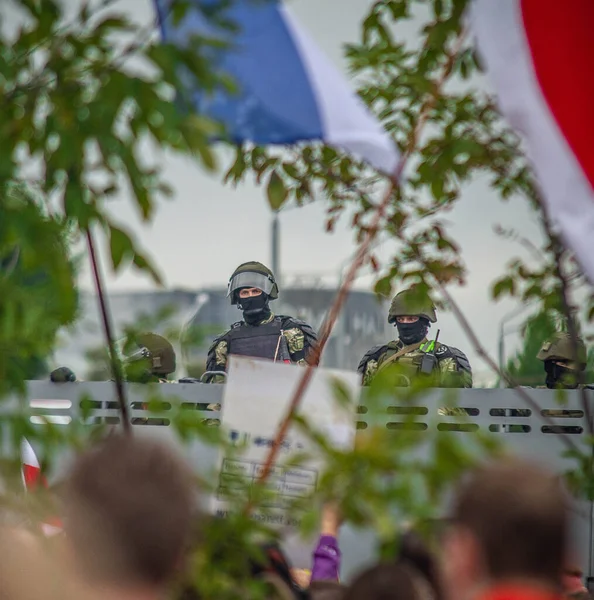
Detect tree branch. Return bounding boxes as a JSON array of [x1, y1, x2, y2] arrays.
[[86, 229, 131, 434], [538, 202, 593, 436], [248, 28, 471, 501]]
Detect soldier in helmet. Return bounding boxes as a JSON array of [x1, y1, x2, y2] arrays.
[[358, 287, 472, 387], [125, 332, 177, 383], [50, 332, 177, 383], [536, 332, 589, 389], [204, 262, 318, 383]]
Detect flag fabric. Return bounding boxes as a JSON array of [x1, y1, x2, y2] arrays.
[[153, 1, 399, 175], [472, 0, 594, 282], [21, 439, 63, 536]]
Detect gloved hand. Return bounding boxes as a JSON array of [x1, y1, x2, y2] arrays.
[[50, 367, 76, 382]]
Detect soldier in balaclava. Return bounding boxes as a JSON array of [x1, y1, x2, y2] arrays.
[[536, 332, 590, 389], [204, 262, 317, 382], [358, 287, 472, 387]]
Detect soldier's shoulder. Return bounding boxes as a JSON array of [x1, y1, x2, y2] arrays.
[[435, 343, 471, 370], [208, 326, 236, 351], [279, 316, 317, 338], [358, 344, 390, 372]]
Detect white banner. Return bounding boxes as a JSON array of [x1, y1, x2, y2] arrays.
[[212, 356, 360, 563]]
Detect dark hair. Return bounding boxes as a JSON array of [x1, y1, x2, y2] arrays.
[[309, 581, 345, 600], [65, 435, 195, 587], [452, 459, 567, 585], [397, 530, 443, 600], [344, 563, 434, 600]]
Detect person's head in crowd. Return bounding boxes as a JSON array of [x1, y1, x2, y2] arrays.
[[397, 529, 444, 600], [443, 459, 567, 600], [309, 580, 346, 600], [344, 562, 435, 600], [64, 435, 195, 596]]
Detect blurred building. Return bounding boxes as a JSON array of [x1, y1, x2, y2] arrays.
[[55, 286, 391, 377]]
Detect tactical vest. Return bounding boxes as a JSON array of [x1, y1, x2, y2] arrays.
[[227, 318, 288, 361]]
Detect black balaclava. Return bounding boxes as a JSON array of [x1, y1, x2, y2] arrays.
[[238, 291, 271, 325], [395, 317, 430, 345], [544, 360, 580, 389]]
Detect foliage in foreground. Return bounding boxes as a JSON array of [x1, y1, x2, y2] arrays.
[[0, 0, 593, 597]]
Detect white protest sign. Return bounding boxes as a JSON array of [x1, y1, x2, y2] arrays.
[[212, 356, 360, 543]]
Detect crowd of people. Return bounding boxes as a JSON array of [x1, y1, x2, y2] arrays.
[[1, 435, 589, 600], [49, 261, 589, 391]]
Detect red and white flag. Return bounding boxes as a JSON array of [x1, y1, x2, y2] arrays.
[[472, 0, 594, 282], [21, 439, 63, 536]]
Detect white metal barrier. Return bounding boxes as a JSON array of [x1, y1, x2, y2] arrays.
[[8, 382, 594, 582]]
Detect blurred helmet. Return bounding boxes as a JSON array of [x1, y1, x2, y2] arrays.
[[537, 332, 587, 369], [126, 333, 176, 376], [388, 288, 437, 324], [227, 261, 279, 305]]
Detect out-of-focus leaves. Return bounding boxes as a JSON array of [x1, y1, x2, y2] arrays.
[[266, 171, 287, 211]]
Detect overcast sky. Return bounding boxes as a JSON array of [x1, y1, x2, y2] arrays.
[[44, 0, 544, 382]]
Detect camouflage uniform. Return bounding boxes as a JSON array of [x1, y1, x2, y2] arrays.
[[358, 288, 472, 388], [359, 339, 472, 388], [204, 262, 317, 383]]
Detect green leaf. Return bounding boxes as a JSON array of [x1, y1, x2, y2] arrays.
[[224, 147, 247, 185], [492, 276, 516, 300], [132, 251, 163, 286], [266, 172, 287, 211], [109, 225, 134, 271], [282, 162, 300, 180], [430, 178, 444, 201], [374, 276, 392, 299]]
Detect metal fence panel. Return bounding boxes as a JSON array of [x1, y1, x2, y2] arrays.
[[7, 382, 592, 581]]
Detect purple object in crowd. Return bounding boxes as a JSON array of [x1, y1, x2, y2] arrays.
[[311, 535, 341, 582]]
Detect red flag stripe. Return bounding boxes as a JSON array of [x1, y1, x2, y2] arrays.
[[520, 0, 594, 191], [22, 463, 46, 490], [21, 439, 63, 535], [472, 0, 594, 284]]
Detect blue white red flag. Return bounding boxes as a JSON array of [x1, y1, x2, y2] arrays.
[[153, 0, 399, 175], [472, 0, 594, 282]]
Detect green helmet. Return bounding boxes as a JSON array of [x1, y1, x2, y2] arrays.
[[536, 332, 587, 368], [127, 333, 176, 376], [388, 288, 437, 324], [227, 261, 279, 305]]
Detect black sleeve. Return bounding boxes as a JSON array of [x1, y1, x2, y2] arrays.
[[204, 331, 230, 382], [282, 317, 319, 363], [357, 345, 387, 374]]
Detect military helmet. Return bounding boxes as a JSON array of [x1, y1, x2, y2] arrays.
[[537, 332, 587, 368], [126, 333, 176, 376], [227, 261, 279, 305], [388, 288, 437, 324]]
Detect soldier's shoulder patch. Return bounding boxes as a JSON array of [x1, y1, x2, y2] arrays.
[[435, 343, 450, 356], [230, 321, 244, 330], [358, 345, 389, 373]]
